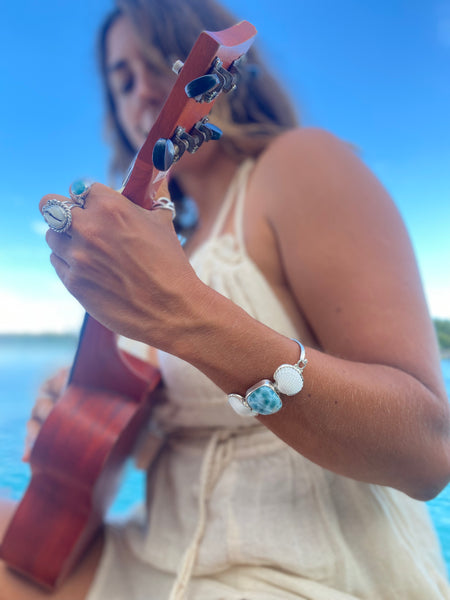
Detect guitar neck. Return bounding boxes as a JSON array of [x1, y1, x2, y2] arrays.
[[122, 21, 257, 208]]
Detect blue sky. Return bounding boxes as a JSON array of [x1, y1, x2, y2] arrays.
[[0, 0, 449, 333]]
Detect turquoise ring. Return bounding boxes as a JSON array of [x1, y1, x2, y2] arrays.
[[69, 179, 91, 207]]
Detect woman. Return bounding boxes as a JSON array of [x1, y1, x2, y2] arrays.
[[1, 0, 449, 598]]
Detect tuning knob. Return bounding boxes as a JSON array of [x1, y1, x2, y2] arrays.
[[172, 59, 184, 75], [152, 138, 176, 171], [185, 74, 220, 100], [197, 122, 222, 142]]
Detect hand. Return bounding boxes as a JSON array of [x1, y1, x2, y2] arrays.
[[23, 367, 69, 462], [39, 183, 204, 351]]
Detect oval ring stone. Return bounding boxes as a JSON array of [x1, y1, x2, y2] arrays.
[[42, 199, 72, 233], [70, 180, 89, 196], [274, 364, 304, 396], [228, 394, 257, 417], [69, 179, 91, 207], [246, 380, 282, 415]]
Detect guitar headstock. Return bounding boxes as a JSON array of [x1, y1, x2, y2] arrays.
[[121, 20, 257, 209]]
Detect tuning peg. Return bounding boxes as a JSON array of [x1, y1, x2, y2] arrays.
[[185, 74, 220, 101], [172, 59, 184, 75], [152, 138, 176, 171], [196, 122, 222, 142]]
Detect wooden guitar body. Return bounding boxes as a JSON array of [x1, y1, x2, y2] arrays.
[[0, 20, 256, 589], [0, 318, 160, 589]]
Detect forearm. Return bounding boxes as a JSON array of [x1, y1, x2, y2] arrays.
[[167, 284, 450, 500]]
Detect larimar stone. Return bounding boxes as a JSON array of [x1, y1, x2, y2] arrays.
[[246, 380, 282, 415]]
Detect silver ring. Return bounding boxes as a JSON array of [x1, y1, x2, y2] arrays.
[[42, 199, 80, 233], [69, 179, 92, 207], [152, 196, 176, 220]]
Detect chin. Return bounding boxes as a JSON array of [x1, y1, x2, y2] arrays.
[[174, 142, 221, 175]]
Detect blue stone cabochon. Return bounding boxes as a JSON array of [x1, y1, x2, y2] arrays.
[[246, 379, 282, 415]]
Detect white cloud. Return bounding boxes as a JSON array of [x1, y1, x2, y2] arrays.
[[0, 288, 84, 334], [425, 285, 450, 320], [31, 220, 49, 236]]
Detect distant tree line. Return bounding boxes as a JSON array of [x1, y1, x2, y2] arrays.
[[434, 319, 450, 353], [1, 325, 449, 354]]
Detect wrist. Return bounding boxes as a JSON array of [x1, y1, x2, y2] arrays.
[[165, 279, 221, 358], [146, 275, 217, 357], [167, 283, 303, 396]]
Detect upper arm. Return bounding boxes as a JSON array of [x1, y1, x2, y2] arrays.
[[254, 127, 444, 396]]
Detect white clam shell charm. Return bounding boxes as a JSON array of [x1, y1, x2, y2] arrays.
[[228, 394, 257, 417], [273, 364, 304, 395]]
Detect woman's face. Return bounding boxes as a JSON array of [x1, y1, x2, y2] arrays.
[[106, 16, 174, 152]]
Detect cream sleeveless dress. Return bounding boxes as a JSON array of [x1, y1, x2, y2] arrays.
[[87, 161, 449, 600]]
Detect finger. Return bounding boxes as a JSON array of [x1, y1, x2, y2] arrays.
[[26, 418, 40, 439], [23, 420, 41, 462], [151, 204, 176, 226], [39, 193, 69, 214], [34, 386, 57, 403], [151, 179, 176, 224], [31, 396, 55, 423], [43, 368, 69, 397], [39, 182, 100, 214], [49, 251, 71, 283], [46, 228, 72, 253], [40, 198, 85, 240], [155, 179, 170, 200]]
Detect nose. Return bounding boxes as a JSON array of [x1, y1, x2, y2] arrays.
[[134, 65, 155, 102]]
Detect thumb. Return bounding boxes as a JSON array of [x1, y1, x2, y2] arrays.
[[151, 180, 176, 223], [154, 178, 170, 201]]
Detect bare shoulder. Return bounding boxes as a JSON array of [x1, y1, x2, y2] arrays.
[[252, 126, 383, 211], [249, 127, 442, 391], [255, 126, 347, 164], [250, 126, 407, 262], [260, 126, 347, 160]]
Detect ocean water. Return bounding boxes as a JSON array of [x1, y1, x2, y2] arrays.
[[1, 337, 450, 571], [0, 336, 146, 519]]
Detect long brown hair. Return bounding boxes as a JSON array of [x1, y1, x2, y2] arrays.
[[98, 0, 299, 180]]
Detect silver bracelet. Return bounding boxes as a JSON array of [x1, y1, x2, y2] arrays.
[[227, 339, 308, 417]]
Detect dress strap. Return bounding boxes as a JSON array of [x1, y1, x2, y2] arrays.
[[232, 159, 254, 252], [207, 158, 255, 243]]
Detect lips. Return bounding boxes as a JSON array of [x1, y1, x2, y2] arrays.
[[142, 109, 157, 133], [135, 117, 151, 143], [136, 107, 162, 145]]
